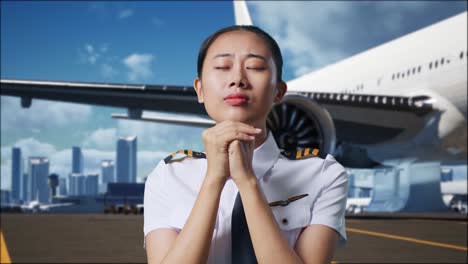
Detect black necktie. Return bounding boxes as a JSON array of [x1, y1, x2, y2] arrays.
[[231, 192, 257, 263]]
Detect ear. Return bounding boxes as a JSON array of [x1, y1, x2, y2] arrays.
[[274, 81, 287, 104], [193, 77, 204, 103]]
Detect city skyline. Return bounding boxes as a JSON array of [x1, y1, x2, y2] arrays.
[[7, 136, 143, 201]]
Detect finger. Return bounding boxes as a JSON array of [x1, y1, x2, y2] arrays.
[[220, 131, 256, 144], [217, 120, 261, 133], [220, 123, 262, 137]]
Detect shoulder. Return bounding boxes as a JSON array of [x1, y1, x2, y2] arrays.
[[278, 149, 347, 184], [146, 149, 207, 186], [321, 154, 347, 177], [279, 147, 327, 160]]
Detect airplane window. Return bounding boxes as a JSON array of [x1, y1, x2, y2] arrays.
[[435, 61, 438, 68], [407, 69, 410, 76], [392, 74, 395, 80], [402, 72, 405, 78], [397, 73, 400, 78], [412, 68, 416, 74], [418, 66, 421, 73], [460, 51, 464, 59], [441, 58, 444, 65], [429, 62, 432, 69]]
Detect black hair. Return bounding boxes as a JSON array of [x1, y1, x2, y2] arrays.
[[197, 25, 283, 82]]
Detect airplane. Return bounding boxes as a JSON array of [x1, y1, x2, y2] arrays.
[[1, 1, 467, 211], [0, 200, 75, 213]]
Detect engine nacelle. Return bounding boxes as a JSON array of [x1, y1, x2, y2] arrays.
[[267, 94, 336, 156]]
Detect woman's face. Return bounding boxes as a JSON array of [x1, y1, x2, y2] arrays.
[[194, 30, 287, 127]]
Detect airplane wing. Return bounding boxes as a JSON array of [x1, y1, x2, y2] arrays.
[[1, 78, 434, 137], [0, 79, 207, 118]]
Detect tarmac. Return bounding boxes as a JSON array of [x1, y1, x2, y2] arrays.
[[1, 213, 467, 263]]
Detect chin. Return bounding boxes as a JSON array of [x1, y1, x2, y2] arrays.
[[209, 107, 265, 125], [218, 115, 258, 125]]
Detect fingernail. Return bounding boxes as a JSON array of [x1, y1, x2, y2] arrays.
[[249, 136, 255, 140], [255, 128, 262, 132]]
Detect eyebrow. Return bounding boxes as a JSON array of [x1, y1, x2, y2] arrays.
[[212, 53, 267, 61]]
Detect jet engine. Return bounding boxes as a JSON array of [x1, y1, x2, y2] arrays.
[[267, 94, 336, 156]]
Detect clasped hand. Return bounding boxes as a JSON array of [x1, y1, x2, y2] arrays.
[[202, 120, 261, 186]]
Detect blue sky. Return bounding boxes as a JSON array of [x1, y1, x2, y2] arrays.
[[1, 1, 467, 188]]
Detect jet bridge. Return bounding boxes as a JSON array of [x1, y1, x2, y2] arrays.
[[366, 161, 448, 212]]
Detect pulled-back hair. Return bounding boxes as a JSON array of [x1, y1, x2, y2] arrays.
[[197, 25, 283, 82]]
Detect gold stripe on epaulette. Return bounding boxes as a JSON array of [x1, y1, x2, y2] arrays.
[[281, 147, 321, 160], [312, 148, 319, 156], [164, 149, 206, 164], [296, 150, 302, 159]]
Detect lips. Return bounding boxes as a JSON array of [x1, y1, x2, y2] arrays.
[[224, 93, 249, 106]]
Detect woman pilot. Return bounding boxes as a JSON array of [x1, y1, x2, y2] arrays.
[[144, 25, 348, 264]]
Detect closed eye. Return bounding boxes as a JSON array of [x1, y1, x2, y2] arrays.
[[214, 66, 230, 70], [246, 67, 266, 71]]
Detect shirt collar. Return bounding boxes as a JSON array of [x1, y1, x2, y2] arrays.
[[252, 130, 281, 180]]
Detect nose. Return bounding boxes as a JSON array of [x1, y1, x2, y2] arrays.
[[229, 65, 248, 89]]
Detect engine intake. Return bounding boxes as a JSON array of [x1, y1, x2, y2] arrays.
[[267, 94, 336, 156]]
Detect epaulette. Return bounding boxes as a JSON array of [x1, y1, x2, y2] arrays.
[[280, 147, 327, 160], [163, 149, 206, 164]]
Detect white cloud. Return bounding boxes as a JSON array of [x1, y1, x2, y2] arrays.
[[78, 43, 120, 79], [0, 96, 92, 131], [82, 128, 117, 150], [249, 1, 436, 77], [82, 43, 100, 64], [123, 53, 154, 81], [118, 9, 134, 19], [79, 43, 111, 65], [249, 2, 350, 76]]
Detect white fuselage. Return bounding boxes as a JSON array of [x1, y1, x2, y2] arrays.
[[287, 12, 467, 117], [287, 12, 467, 163]]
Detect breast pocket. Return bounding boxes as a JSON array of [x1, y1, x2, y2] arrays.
[[271, 203, 311, 247]]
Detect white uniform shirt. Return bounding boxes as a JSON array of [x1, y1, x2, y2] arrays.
[[144, 132, 348, 263]]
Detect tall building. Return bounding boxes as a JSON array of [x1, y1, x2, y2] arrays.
[[116, 136, 137, 183], [28, 157, 50, 204], [72, 146, 84, 174], [48, 174, 59, 200], [69, 173, 86, 196], [59, 178, 68, 196], [85, 174, 99, 196], [22, 173, 28, 204], [101, 160, 115, 184], [11, 147, 23, 202], [0, 190, 11, 205]]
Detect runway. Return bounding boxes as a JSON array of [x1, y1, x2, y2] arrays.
[[1, 213, 467, 263]]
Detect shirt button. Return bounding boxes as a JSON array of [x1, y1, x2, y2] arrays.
[[282, 218, 288, 225]]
